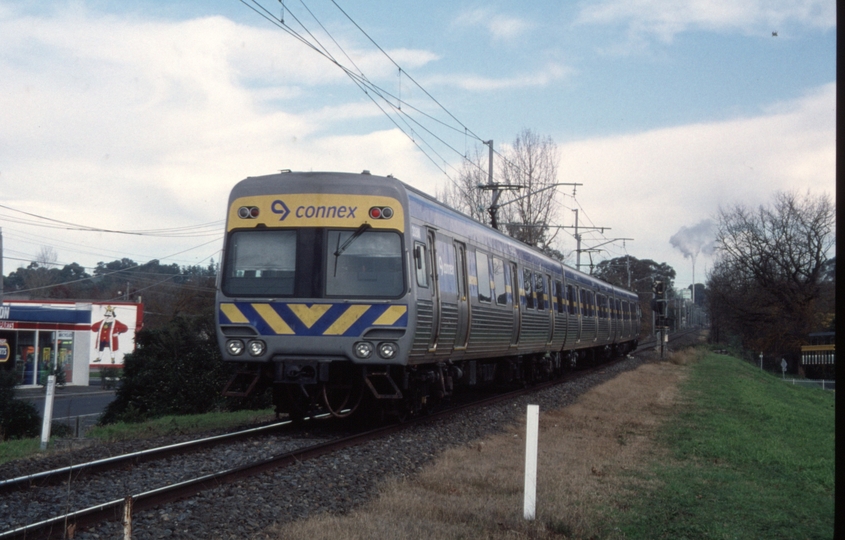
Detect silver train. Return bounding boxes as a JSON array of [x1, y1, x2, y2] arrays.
[[216, 171, 641, 419]]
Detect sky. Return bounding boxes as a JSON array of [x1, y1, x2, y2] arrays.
[[0, 0, 836, 294]]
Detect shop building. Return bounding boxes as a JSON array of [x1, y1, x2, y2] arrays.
[[0, 300, 143, 387]]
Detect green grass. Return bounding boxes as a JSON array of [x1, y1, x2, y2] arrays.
[[613, 350, 835, 539], [0, 408, 276, 466]]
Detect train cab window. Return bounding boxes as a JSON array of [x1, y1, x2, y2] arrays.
[[523, 268, 535, 309], [492, 257, 507, 305], [414, 242, 429, 288], [475, 251, 492, 303], [326, 229, 404, 297], [535, 274, 546, 311], [223, 230, 297, 296]]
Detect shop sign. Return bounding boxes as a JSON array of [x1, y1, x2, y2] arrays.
[[0, 322, 14, 330], [0, 339, 9, 363]]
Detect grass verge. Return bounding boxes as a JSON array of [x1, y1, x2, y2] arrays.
[[612, 349, 835, 539]]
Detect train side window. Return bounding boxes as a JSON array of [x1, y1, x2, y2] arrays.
[[567, 285, 576, 315], [492, 257, 507, 305], [476, 251, 492, 303], [523, 268, 535, 309], [414, 242, 428, 288], [555, 280, 563, 314], [615, 299, 622, 320], [535, 273, 546, 311]]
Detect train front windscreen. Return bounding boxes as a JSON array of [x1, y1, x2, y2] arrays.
[[222, 227, 405, 299]]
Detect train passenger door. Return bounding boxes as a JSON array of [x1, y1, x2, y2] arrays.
[[453, 242, 470, 350], [545, 274, 554, 345], [571, 285, 582, 344], [426, 230, 441, 352], [510, 262, 521, 347]]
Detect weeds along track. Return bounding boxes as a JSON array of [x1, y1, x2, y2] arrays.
[[1, 331, 704, 539]]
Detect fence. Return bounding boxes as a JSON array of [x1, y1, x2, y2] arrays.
[[782, 379, 835, 391]]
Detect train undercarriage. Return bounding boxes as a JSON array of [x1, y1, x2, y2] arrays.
[[223, 340, 637, 422]]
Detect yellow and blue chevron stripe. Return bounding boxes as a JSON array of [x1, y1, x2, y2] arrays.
[[219, 302, 407, 337]]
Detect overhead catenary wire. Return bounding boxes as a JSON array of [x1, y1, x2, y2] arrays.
[[238, 0, 521, 183]]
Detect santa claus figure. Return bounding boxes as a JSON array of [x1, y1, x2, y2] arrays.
[[91, 306, 129, 364]]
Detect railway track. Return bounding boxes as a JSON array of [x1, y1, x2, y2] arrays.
[[1, 329, 704, 539]]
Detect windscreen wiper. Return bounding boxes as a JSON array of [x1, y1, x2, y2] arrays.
[[333, 223, 372, 276]]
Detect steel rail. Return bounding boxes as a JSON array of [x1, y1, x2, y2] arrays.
[[0, 418, 294, 495]]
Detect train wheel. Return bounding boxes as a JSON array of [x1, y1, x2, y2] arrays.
[[321, 380, 365, 419]]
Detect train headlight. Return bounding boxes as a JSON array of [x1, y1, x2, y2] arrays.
[[226, 339, 245, 356], [378, 342, 398, 359], [237, 206, 260, 219], [368, 206, 394, 219], [247, 340, 266, 357], [354, 341, 374, 359]]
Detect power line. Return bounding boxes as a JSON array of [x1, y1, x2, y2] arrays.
[[0, 204, 223, 237]]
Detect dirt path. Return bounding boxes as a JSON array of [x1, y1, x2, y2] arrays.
[[272, 356, 691, 539]]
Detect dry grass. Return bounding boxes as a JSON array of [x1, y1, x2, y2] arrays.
[[268, 360, 688, 539]]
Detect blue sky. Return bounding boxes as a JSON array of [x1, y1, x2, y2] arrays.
[[0, 0, 836, 292]]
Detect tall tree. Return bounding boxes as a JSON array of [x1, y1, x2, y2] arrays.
[[707, 191, 835, 358], [498, 128, 561, 249]]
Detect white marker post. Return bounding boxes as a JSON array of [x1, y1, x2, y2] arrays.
[[40, 375, 56, 451], [523, 404, 539, 520]]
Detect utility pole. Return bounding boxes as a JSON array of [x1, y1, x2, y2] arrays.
[[477, 140, 521, 230], [573, 209, 581, 271], [567, 210, 620, 273]]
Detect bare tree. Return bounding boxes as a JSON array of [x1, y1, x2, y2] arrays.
[[436, 145, 490, 223], [36, 246, 59, 268], [707, 191, 835, 359], [439, 129, 563, 257], [498, 128, 561, 248]]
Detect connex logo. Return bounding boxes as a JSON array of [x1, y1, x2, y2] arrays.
[[271, 200, 290, 221]]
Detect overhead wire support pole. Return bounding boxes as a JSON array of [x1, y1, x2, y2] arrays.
[[477, 140, 520, 230], [568, 208, 609, 273], [480, 180, 583, 231]]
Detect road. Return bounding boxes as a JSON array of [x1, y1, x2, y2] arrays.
[[19, 386, 117, 422]]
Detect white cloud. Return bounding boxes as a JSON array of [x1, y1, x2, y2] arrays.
[[425, 62, 571, 91], [452, 8, 533, 41], [556, 83, 835, 283], [576, 0, 836, 42]]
